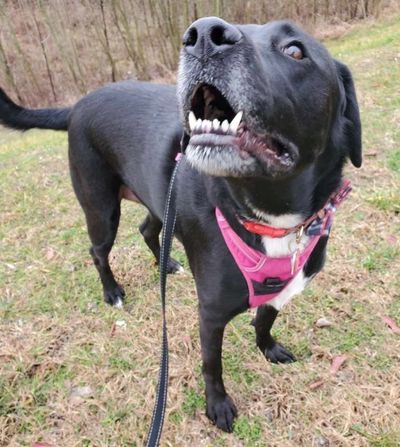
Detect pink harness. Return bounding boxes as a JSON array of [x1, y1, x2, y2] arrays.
[[215, 181, 352, 308]]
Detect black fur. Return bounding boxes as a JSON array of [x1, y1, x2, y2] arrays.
[[0, 18, 361, 432], [0, 88, 70, 131]]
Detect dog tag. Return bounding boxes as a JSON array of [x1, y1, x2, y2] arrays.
[[291, 248, 300, 275], [296, 225, 304, 244], [291, 226, 304, 274]]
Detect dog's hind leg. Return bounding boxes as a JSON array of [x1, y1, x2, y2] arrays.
[[87, 202, 124, 307], [253, 305, 296, 363], [69, 149, 124, 307], [139, 213, 183, 273]]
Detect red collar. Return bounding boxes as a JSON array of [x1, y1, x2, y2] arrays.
[[241, 180, 352, 238]]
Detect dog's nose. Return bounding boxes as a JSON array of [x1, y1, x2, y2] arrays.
[[182, 17, 241, 59]]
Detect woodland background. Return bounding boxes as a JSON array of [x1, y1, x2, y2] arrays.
[[0, 0, 394, 106]]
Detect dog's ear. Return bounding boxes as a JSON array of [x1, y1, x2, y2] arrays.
[[334, 60, 362, 167]]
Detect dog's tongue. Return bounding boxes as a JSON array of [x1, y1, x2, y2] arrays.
[[237, 129, 292, 163]]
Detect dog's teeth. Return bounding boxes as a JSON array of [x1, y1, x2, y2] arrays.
[[229, 111, 243, 134], [188, 111, 197, 131], [203, 119, 212, 133], [221, 120, 229, 133], [213, 119, 220, 131], [195, 119, 202, 131]]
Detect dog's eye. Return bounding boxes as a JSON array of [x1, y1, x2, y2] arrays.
[[283, 45, 303, 60]]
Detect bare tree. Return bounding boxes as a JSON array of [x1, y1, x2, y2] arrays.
[[100, 0, 117, 82], [30, 1, 57, 101], [0, 0, 390, 105], [0, 33, 23, 103]]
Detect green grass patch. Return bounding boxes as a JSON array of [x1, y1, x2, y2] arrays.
[[351, 424, 400, 447], [182, 388, 205, 416], [362, 245, 399, 272], [168, 410, 184, 426], [233, 415, 263, 445], [388, 149, 400, 174], [366, 191, 400, 212]]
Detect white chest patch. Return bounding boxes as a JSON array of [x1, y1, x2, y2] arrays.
[[261, 232, 307, 258], [267, 269, 309, 311], [247, 208, 312, 310], [257, 212, 310, 258]]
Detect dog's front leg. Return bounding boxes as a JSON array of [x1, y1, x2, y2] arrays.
[[200, 313, 237, 432], [253, 304, 296, 363]]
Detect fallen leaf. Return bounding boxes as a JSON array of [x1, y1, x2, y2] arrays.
[[33, 443, 54, 447], [5, 263, 16, 270], [69, 395, 84, 406], [330, 355, 347, 375], [70, 385, 94, 398], [382, 316, 400, 334], [315, 317, 333, 328], [309, 378, 325, 390], [115, 320, 127, 329], [315, 436, 330, 446], [46, 247, 55, 260]]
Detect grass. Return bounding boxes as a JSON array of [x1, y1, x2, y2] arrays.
[[1, 15, 400, 447]]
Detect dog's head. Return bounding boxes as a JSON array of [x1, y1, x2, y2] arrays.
[[177, 17, 361, 179]]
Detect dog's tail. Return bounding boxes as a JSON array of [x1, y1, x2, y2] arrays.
[[0, 88, 70, 131]]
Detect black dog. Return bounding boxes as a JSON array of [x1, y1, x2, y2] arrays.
[[0, 18, 361, 432]]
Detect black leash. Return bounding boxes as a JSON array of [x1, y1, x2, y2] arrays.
[[144, 153, 183, 447]]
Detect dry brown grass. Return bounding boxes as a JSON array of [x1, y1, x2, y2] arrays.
[[1, 15, 400, 447]]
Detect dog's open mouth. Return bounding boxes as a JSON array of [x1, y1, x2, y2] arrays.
[[185, 84, 297, 177]]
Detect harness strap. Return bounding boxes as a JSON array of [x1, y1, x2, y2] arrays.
[[215, 180, 352, 309], [145, 155, 182, 447], [216, 208, 321, 308]]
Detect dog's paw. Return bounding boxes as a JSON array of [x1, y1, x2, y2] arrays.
[[167, 257, 184, 274], [206, 394, 237, 432], [104, 285, 125, 307], [264, 343, 296, 364]]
